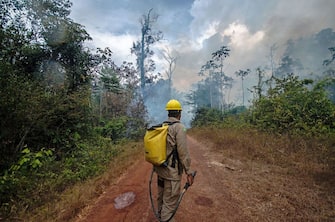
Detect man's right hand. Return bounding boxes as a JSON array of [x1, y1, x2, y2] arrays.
[[187, 171, 196, 186]]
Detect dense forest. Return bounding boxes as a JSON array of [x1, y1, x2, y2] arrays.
[[1, 0, 335, 220]]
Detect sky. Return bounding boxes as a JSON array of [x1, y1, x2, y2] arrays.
[[69, 0, 335, 105]]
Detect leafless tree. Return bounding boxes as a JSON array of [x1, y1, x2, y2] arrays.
[[162, 47, 178, 98]]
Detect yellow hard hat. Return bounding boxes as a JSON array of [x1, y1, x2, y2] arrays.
[[165, 99, 182, 111]]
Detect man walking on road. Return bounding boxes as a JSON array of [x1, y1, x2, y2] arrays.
[[154, 99, 195, 222]]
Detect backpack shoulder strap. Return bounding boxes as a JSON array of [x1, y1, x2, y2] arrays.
[[163, 120, 182, 173], [147, 121, 179, 130], [147, 123, 164, 130], [163, 120, 180, 126]]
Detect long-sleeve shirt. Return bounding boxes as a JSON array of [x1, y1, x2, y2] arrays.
[[154, 117, 192, 180]]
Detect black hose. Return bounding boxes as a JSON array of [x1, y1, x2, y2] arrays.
[[149, 168, 196, 222], [149, 168, 161, 220]]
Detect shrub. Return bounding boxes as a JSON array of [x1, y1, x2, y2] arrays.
[[250, 75, 335, 136], [0, 137, 121, 219]]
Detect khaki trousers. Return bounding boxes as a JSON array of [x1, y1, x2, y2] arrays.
[[157, 176, 181, 222]]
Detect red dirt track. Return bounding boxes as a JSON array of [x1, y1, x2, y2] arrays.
[[75, 136, 249, 222]]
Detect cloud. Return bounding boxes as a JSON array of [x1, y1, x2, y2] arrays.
[[194, 21, 220, 49], [85, 31, 137, 65], [221, 22, 265, 50], [70, 0, 335, 97]]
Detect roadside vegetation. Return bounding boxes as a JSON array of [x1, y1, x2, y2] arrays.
[[191, 72, 335, 171], [0, 136, 143, 221], [188, 74, 335, 220], [0, 1, 146, 221], [188, 126, 335, 220]]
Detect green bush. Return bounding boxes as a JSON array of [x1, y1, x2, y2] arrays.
[[191, 106, 248, 128], [0, 147, 54, 216], [250, 75, 335, 136], [0, 137, 121, 218], [191, 107, 224, 127], [102, 117, 128, 142], [100, 116, 145, 142]]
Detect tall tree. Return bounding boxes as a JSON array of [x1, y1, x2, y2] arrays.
[[212, 46, 230, 73], [199, 60, 218, 108], [131, 9, 163, 98], [235, 69, 251, 106], [252, 67, 266, 100], [90, 47, 145, 129], [266, 43, 278, 89], [211, 45, 231, 110]]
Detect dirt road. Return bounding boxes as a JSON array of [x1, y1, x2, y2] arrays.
[[75, 136, 249, 222]]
